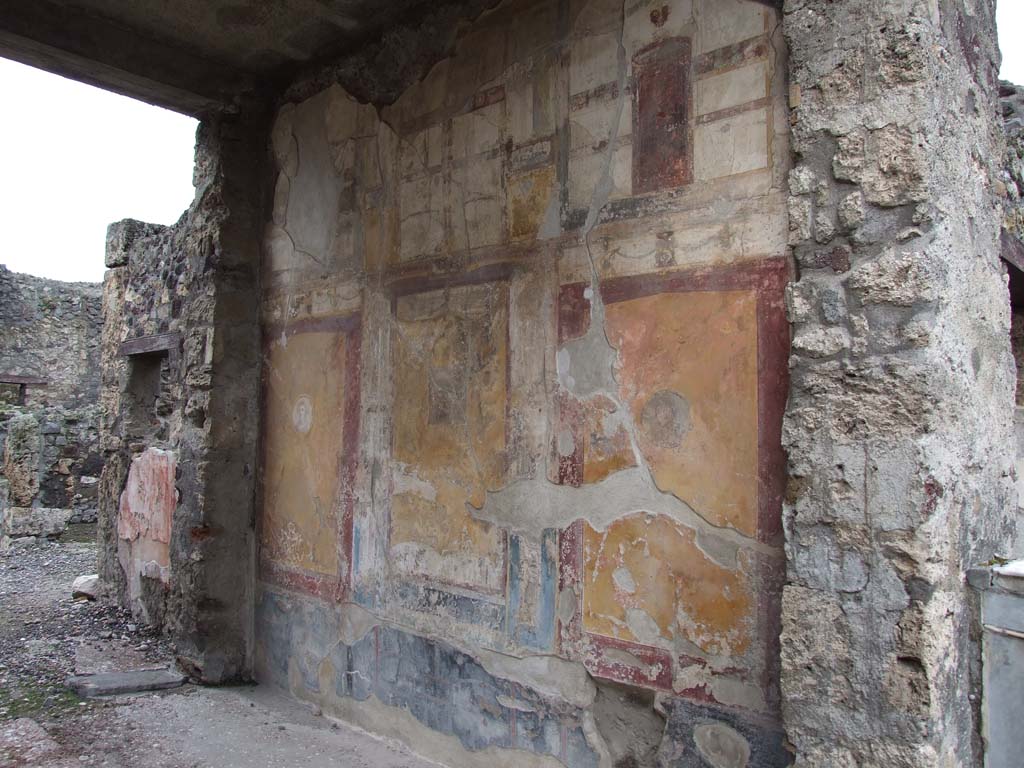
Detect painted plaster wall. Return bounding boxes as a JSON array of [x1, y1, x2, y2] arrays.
[[117, 447, 176, 623], [256, 0, 792, 764]]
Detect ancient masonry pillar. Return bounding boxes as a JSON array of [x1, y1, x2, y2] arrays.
[[781, 0, 1020, 765], [97, 111, 267, 683], [190, 109, 266, 682]]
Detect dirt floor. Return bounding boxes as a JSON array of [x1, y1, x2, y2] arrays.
[[0, 528, 440, 767]]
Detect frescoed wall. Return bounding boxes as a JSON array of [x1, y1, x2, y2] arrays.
[[259, 316, 361, 600], [255, 0, 791, 764]]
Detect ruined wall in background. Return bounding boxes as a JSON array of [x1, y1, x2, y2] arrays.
[[781, 0, 1020, 765], [0, 265, 102, 408], [0, 266, 103, 528], [255, 0, 792, 764], [99, 110, 265, 682]]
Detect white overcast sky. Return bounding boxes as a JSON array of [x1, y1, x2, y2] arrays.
[[1, 5, 1023, 283]]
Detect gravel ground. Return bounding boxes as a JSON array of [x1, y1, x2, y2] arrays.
[[0, 526, 174, 724], [0, 527, 441, 768], [0, 526, 180, 767]]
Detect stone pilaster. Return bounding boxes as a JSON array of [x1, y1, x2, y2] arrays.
[[781, 1, 1020, 764]]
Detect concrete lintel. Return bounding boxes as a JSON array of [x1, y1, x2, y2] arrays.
[[0, 0, 254, 116]]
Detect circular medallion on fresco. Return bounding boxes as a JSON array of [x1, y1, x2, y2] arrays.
[[292, 395, 313, 434], [639, 390, 691, 449]]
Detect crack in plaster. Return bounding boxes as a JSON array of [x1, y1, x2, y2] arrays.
[[472, 466, 775, 558]]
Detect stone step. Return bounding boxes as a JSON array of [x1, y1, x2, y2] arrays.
[[66, 668, 186, 697]]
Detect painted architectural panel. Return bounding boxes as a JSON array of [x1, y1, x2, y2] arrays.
[[581, 512, 754, 655], [252, 0, 792, 762], [260, 317, 361, 598], [606, 288, 759, 535], [390, 282, 510, 595], [555, 260, 789, 708], [632, 37, 693, 193]]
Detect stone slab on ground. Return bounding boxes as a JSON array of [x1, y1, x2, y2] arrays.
[[67, 669, 186, 697]]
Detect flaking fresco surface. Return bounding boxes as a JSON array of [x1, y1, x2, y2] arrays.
[[117, 447, 176, 619], [254, 0, 791, 763], [390, 283, 510, 595], [581, 512, 754, 656]]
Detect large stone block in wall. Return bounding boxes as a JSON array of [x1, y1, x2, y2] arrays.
[[105, 219, 167, 268]]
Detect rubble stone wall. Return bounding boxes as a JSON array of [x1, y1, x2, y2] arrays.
[[781, 0, 1020, 766], [99, 111, 266, 683], [0, 266, 103, 526], [254, 0, 794, 764], [0, 265, 102, 408], [998, 81, 1024, 533], [1003, 81, 1024, 245]]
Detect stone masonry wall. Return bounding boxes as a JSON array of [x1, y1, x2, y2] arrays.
[[781, 1, 1020, 766], [998, 82, 1024, 523], [255, 0, 794, 765], [1002, 81, 1024, 245], [0, 265, 102, 408], [0, 266, 103, 527], [99, 111, 265, 683]]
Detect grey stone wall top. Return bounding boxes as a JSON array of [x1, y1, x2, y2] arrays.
[[0, 265, 102, 409]]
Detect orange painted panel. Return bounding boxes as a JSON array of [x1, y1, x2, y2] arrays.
[[261, 331, 348, 577], [605, 290, 759, 536], [390, 283, 508, 594], [582, 513, 753, 656]]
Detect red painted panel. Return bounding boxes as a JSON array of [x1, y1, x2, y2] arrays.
[[632, 37, 693, 194], [557, 282, 591, 344]]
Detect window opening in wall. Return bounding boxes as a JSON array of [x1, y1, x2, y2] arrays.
[[0, 375, 47, 406], [0, 57, 197, 284], [125, 351, 171, 443], [0, 382, 22, 405]]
